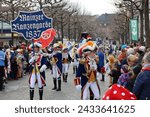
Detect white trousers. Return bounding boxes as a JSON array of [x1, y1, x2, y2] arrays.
[[52, 65, 61, 78], [73, 60, 79, 67], [82, 82, 100, 100], [30, 72, 42, 88], [62, 63, 69, 74]]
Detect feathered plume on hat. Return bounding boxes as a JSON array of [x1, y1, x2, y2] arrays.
[[77, 41, 97, 56]]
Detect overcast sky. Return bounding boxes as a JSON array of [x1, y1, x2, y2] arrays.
[[70, 0, 117, 15]]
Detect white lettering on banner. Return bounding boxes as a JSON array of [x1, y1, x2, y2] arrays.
[[12, 22, 52, 31], [11, 10, 53, 40], [19, 14, 44, 22], [26, 30, 41, 39]]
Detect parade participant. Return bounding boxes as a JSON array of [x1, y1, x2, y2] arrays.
[[50, 43, 62, 91], [97, 47, 105, 81], [29, 42, 47, 100], [62, 46, 72, 82], [75, 41, 101, 100], [72, 46, 79, 74], [0, 46, 7, 91]]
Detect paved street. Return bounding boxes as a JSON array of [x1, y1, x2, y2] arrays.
[[0, 64, 109, 100]]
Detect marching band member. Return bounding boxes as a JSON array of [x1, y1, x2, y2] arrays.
[[50, 43, 62, 91], [29, 42, 47, 100], [75, 41, 101, 100], [62, 46, 72, 82]]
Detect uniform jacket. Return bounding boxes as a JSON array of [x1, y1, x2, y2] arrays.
[[76, 57, 99, 88], [53, 52, 62, 73], [29, 52, 47, 79]]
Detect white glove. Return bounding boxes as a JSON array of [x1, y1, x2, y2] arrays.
[[29, 56, 36, 64], [40, 65, 47, 73], [75, 85, 82, 92]]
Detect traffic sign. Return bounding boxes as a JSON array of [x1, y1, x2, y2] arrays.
[[11, 10, 53, 40]]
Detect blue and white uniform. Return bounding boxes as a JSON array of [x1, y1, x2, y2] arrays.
[[76, 56, 101, 100], [50, 46, 62, 91], [28, 42, 47, 100]]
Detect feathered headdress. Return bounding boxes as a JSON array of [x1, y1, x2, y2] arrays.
[[77, 41, 97, 56]]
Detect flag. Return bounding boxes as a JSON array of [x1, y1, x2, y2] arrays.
[[34, 28, 56, 49]]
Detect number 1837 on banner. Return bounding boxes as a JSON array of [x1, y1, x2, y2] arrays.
[[11, 10, 53, 40]]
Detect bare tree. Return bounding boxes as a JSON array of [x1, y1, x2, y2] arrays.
[[0, 0, 112, 44], [114, 0, 148, 45], [0, 0, 33, 45], [144, 0, 150, 47]]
